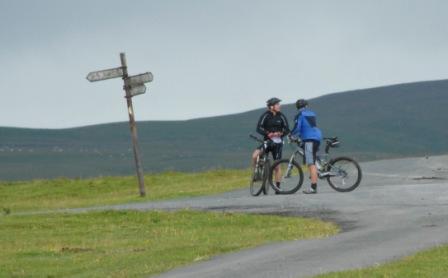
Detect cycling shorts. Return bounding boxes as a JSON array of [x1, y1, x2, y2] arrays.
[[258, 141, 283, 160]]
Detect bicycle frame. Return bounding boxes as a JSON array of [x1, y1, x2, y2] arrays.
[[250, 134, 270, 164], [272, 137, 362, 193], [256, 149, 268, 170], [285, 140, 341, 179]]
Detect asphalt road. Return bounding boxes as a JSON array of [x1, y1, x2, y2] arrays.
[[78, 155, 448, 277]]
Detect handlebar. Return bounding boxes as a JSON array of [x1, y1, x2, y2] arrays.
[[251, 134, 338, 146], [249, 134, 264, 143], [288, 136, 301, 145]]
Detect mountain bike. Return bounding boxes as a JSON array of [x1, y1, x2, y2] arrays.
[[249, 134, 271, 196], [269, 136, 362, 194]]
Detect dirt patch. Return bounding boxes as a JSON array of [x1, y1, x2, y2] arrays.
[[201, 205, 358, 233], [257, 209, 358, 233], [412, 176, 446, 181], [60, 247, 93, 253], [434, 167, 448, 173]]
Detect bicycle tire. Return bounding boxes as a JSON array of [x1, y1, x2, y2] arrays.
[[250, 161, 268, 196], [262, 159, 271, 195], [269, 159, 304, 194], [326, 156, 362, 192]]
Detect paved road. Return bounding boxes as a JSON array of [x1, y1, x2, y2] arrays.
[[79, 155, 448, 277]]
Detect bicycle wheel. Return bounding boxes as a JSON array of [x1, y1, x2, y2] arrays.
[[250, 160, 268, 196], [262, 160, 271, 195], [269, 159, 304, 194], [326, 156, 362, 192]]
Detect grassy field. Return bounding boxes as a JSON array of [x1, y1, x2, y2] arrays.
[[316, 245, 448, 278], [0, 169, 250, 213], [0, 210, 338, 277]]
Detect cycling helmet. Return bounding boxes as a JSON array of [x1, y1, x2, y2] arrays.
[[296, 99, 308, 109], [266, 97, 281, 107]]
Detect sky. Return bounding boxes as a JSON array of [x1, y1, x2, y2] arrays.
[[1, 0, 448, 128]]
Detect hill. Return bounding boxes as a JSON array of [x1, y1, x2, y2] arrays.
[[1, 79, 448, 181]]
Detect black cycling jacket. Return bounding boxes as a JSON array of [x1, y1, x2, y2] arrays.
[[256, 110, 290, 140]]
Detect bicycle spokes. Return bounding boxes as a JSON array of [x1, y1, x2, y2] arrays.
[[273, 161, 303, 193], [326, 158, 361, 191], [283, 164, 294, 178]]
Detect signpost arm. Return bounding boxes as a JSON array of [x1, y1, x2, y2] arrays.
[[120, 52, 146, 197]]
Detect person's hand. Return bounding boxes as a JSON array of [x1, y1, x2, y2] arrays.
[[289, 135, 299, 142], [270, 132, 280, 138]]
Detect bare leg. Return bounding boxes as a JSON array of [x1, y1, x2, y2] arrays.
[[309, 164, 318, 185], [252, 149, 261, 167], [274, 164, 281, 183]]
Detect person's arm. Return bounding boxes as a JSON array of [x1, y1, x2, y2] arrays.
[[291, 113, 301, 137], [280, 113, 290, 136], [256, 112, 269, 137]]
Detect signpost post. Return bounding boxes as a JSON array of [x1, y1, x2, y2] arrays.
[[86, 52, 153, 197]]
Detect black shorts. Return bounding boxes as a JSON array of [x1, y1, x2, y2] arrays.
[[258, 141, 283, 160]]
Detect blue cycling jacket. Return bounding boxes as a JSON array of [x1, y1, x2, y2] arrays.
[[291, 108, 322, 141]]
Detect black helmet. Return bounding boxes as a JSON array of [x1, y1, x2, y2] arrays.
[[296, 99, 308, 109], [266, 97, 281, 107]]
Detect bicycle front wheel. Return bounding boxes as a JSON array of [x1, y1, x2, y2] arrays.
[[326, 156, 362, 192], [262, 159, 271, 195], [269, 159, 304, 194], [250, 162, 268, 196]]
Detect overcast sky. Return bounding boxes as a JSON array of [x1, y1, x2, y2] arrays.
[[1, 0, 448, 128]]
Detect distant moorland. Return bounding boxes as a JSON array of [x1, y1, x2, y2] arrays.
[[1, 79, 447, 180]]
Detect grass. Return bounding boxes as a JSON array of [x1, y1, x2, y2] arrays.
[[316, 245, 448, 278], [0, 210, 338, 277], [0, 169, 250, 213]]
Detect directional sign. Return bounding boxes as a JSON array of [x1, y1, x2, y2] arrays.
[[86, 53, 152, 197], [86, 67, 124, 82], [129, 85, 147, 97], [125, 72, 153, 87]]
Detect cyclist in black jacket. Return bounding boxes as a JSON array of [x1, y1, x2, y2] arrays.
[[252, 97, 290, 192]]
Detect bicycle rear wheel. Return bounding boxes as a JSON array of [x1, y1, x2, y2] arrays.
[[250, 160, 268, 196], [326, 156, 362, 192], [269, 159, 304, 194]]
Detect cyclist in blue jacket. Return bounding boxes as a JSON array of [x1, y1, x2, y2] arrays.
[[290, 99, 322, 194]]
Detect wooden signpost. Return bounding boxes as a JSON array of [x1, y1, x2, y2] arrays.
[[86, 53, 153, 197]]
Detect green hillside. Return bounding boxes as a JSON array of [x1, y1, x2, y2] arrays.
[[1, 79, 447, 181]]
